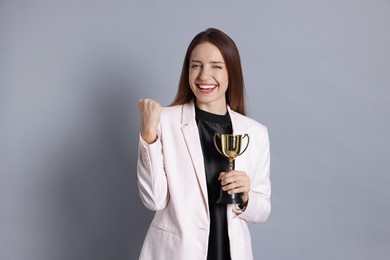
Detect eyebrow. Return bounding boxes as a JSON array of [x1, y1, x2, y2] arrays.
[[190, 59, 225, 64]]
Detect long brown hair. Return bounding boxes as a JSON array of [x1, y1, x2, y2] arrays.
[[170, 28, 246, 115]]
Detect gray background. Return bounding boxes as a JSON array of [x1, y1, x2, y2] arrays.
[[1, 0, 389, 259]]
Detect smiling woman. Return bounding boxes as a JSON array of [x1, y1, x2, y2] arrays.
[[172, 28, 246, 116], [137, 28, 271, 260], [188, 42, 229, 115]]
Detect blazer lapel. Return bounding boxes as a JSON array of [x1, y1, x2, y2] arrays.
[[180, 101, 209, 213], [228, 107, 249, 172]]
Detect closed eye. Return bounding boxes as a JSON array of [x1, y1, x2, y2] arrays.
[[190, 62, 202, 68]]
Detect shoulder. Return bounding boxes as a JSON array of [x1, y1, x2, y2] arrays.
[[230, 110, 268, 133], [161, 104, 183, 116], [160, 104, 184, 124], [160, 102, 194, 123]]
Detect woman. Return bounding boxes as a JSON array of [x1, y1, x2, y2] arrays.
[[137, 28, 271, 260]]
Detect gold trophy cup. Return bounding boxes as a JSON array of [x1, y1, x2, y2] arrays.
[[213, 133, 250, 204]]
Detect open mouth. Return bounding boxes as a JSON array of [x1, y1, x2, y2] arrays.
[[197, 83, 217, 93]]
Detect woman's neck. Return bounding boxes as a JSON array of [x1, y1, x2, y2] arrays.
[[195, 100, 227, 115]]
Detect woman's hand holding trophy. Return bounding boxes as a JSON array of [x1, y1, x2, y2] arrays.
[[214, 133, 250, 208]]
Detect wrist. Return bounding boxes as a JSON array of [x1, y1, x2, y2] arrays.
[[141, 131, 158, 144]]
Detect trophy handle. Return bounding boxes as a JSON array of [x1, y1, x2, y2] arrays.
[[213, 133, 224, 156], [238, 134, 250, 156]]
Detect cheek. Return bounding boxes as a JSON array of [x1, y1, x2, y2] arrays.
[[217, 71, 229, 85], [219, 75, 229, 88], [188, 75, 197, 91], [188, 71, 197, 83]]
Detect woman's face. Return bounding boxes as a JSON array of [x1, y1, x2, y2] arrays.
[[189, 42, 229, 115]]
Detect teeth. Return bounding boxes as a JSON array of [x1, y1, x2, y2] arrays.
[[199, 84, 216, 89]]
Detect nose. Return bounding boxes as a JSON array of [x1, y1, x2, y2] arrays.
[[198, 66, 211, 81]]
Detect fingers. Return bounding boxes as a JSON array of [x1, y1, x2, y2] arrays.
[[138, 98, 161, 110], [219, 171, 250, 195], [138, 98, 162, 144], [138, 99, 162, 117]]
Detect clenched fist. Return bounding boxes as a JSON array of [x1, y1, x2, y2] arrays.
[[138, 99, 163, 144]]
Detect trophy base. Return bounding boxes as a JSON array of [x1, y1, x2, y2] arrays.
[[216, 191, 243, 205]]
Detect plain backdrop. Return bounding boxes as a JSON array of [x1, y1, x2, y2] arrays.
[[1, 0, 389, 259]]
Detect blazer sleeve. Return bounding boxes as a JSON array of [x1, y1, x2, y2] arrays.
[[236, 127, 271, 223], [137, 129, 169, 211]]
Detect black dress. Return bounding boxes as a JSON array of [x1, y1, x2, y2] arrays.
[[195, 106, 232, 260]]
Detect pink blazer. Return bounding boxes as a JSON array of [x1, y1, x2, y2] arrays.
[[137, 101, 271, 260]]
